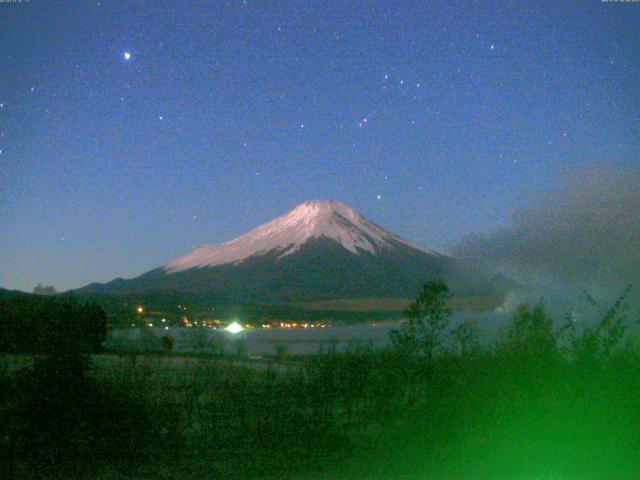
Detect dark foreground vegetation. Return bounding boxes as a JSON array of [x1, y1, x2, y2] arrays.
[[1, 283, 640, 479]]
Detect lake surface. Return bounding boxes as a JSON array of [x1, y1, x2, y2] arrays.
[[107, 310, 513, 356]]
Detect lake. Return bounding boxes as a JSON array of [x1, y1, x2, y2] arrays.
[[106, 310, 513, 356]]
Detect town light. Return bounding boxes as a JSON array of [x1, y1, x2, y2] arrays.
[[225, 321, 244, 334]]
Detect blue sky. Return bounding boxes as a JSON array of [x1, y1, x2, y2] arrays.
[[1, 1, 638, 291]]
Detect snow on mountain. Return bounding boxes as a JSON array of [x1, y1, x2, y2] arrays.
[[164, 200, 437, 273], [75, 199, 505, 306]]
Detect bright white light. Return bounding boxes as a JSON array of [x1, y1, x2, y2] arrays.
[[124, 52, 131, 60], [225, 321, 244, 334]]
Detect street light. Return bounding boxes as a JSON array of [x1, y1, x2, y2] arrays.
[[225, 321, 244, 334]]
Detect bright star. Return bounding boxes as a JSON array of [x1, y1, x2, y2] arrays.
[[124, 52, 131, 60]]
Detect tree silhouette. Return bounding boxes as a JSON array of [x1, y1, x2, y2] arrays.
[[390, 279, 452, 357]]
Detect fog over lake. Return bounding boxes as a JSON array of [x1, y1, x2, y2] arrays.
[[107, 310, 518, 356]]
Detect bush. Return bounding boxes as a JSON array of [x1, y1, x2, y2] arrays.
[[0, 294, 107, 354], [8, 358, 178, 465]]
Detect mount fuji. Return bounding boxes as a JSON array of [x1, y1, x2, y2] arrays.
[[77, 200, 504, 308]]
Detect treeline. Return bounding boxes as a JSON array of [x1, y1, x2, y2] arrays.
[[0, 291, 107, 354]]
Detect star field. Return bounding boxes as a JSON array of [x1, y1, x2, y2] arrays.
[[0, 1, 639, 291]]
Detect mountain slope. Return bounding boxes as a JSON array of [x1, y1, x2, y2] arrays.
[[164, 200, 438, 272], [77, 200, 505, 306]]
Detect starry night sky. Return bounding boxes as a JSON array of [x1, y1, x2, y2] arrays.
[[1, 1, 639, 291]]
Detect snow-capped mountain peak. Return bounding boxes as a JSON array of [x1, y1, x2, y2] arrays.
[[164, 200, 435, 273]]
